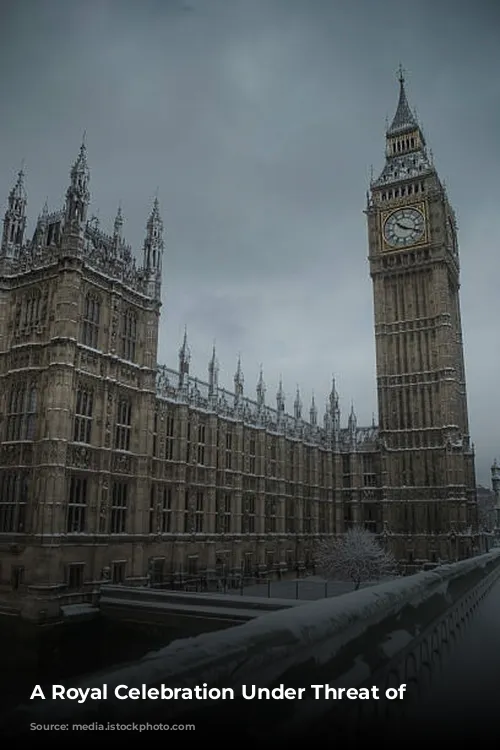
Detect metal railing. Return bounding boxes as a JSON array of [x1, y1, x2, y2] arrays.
[[147, 570, 354, 601]]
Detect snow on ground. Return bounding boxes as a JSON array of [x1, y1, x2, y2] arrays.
[[224, 577, 379, 601]]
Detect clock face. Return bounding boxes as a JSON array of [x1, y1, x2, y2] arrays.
[[383, 207, 425, 248]]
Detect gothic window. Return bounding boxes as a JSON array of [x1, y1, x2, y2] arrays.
[[0, 472, 28, 533], [152, 412, 158, 457], [303, 500, 312, 534], [11, 566, 25, 590], [82, 293, 100, 349], [161, 487, 173, 532], [151, 485, 173, 533], [265, 498, 277, 533], [249, 435, 256, 474], [318, 502, 328, 533], [165, 411, 175, 460], [67, 476, 87, 533], [243, 495, 255, 533], [285, 498, 296, 533], [111, 561, 126, 584], [149, 486, 155, 533], [195, 491, 204, 533], [342, 454, 351, 487], [184, 490, 191, 533], [225, 429, 232, 469], [6, 384, 37, 441], [110, 482, 128, 533], [121, 309, 137, 362], [186, 421, 191, 462], [74, 386, 94, 444], [23, 290, 41, 328], [218, 493, 231, 533], [67, 564, 85, 590], [115, 398, 132, 451], [197, 422, 206, 465]]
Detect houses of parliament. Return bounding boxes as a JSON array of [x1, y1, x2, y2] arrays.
[[0, 73, 478, 621]]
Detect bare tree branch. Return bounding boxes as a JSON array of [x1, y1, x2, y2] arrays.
[[316, 526, 396, 590]]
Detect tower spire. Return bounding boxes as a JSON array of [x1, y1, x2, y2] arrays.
[[143, 194, 164, 300], [178, 327, 190, 391], [309, 393, 317, 427], [64, 138, 90, 234], [234, 354, 244, 405], [256, 365, 266, 409], [294, 386, 302, 421], [387, 65, 417, 136], [1, 166, 27, 263], [276, 376, 285, 416], [208, 342, 219, 399]]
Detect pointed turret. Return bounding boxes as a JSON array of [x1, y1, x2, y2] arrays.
[[208, 343, 219, 400], [178, 327, 190, 391], [143, 196, 164, 300], [348, 402, 357, 448], [256, 366, 266, 409], [276, 377, 285, 416], [294, 387, 302, 421], [329, 375, 341, 443], [234, 354, 244, 405], [1, 166, 27, 262], [64, 138, 90, 231], [309, 393, 317, 426]]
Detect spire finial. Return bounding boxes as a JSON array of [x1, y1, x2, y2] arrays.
[[82, 129, 87, 146], [397, 63, 405, 85]]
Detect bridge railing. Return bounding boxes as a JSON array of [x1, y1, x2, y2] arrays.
[[5, 550, 500, 738]]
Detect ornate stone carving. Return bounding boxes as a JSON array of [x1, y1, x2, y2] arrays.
[[68, 445, 91, 469], [113, 453, 131, 474]]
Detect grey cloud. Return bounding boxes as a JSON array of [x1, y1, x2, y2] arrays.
[[1, 0, 499, 484]]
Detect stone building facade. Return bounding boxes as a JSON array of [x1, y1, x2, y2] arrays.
[[0, 74, 478, 621]]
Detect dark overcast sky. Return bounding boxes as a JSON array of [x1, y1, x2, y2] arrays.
[[1, 0, 499, 485]]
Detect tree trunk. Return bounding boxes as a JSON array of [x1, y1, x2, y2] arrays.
[[354, 580, 361, 591]]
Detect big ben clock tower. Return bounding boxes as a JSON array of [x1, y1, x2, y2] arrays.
[[366, 69, 478, 564]]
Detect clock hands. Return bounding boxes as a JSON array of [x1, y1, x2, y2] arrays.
[[396, 221, 414, 232]]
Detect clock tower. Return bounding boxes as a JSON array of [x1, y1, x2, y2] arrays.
[[366, 69, 478, 564]]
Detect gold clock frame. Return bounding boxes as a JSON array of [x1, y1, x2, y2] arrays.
[[380, 202, 428, 251]]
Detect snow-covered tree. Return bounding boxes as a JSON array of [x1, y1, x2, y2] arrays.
[[316, 526, 396, 590]]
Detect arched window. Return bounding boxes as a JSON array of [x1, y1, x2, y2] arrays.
[[74, 386, 94, 443], [23, 291, 41, 327], [115, 397, 132, 451], [6, 383, 37, 441], [67, 476, 88, 533], [82, 292, 101, 349], [121, 309, 137, 362], [0, 472, 28, 533]]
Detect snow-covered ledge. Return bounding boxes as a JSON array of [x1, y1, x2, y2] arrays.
[[6, 550, 500, 733]]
